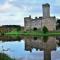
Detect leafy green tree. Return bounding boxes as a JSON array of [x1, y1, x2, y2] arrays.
[[42, 26, 48, 33], [17, 26, 21, 31]]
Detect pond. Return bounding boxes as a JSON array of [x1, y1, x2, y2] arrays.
[[0, 36, 60, 60]]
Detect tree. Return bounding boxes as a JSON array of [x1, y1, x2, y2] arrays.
[[17, 26, 21, 31], [43, 26, 48, 33]]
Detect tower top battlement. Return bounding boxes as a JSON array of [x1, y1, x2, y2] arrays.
[[42, 3, 50, 7]]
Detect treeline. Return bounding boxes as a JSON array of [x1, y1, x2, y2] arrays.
[[56, 19, 60, 30], [1, 25, 22, 31], [2, 25, 21, 28], [0, 25, 24, 33]]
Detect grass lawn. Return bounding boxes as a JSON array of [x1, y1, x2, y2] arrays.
[[5, 31, 60, 36]]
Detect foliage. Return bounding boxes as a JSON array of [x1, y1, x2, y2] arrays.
[[43, 36, 48, 42], [1, 25, 21, 31], [5, 30, 60, 36], [57, 42, 60, 46], [0, 53, 13, 60], [42, 26, 48, 33], [1, 32, 4, 35], [16, 26, 21, 31]]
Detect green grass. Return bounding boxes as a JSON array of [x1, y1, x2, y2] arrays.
[[5, 31, 60, 36], [0, 53, 13, 60]]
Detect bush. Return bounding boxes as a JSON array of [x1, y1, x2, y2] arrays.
[[1, 32, 4, 35], [0, 53, 13, 60], [42, 26, 48, 33]]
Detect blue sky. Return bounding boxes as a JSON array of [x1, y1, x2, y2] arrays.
[[0, 0, 60, 26]]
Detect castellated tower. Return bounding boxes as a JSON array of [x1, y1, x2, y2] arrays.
[[24, 15, 31, 31], [24, 3, 56, 31], [42, 3, 50, 18]]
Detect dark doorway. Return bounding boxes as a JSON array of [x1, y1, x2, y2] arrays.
[[33, 27, 37, 31]]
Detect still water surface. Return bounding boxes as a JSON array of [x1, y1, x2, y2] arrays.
[[0, 36, 60, 60]]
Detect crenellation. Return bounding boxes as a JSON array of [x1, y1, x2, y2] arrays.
[[24, 3, 56, 31], [42, 3, 50, 7]]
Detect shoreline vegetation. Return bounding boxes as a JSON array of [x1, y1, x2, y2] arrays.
[[0, 53, 13, 60], [4, 31, 60, 36], [0, 25, 60, 36]]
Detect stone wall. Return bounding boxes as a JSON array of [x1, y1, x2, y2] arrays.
[[42, 17, 56, 31], [24, 3, 56, 31], [24, 16, 56, 31], [24, 17, 42, 31]]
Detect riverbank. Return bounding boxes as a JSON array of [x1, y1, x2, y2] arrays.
[[0, 53, 13, 60], [5, 31, 60, 36]]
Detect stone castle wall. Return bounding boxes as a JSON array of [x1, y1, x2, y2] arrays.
[[24, 16, 56, 31], [42, 17, 56, 31], [24, 3, 56, 31]]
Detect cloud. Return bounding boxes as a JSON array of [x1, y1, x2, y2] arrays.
[[0, 0, 25, 26], [0, 0, 60, 26], [0, 0, 31, 25], [0, 1, 12, 12], [0, 6, 24, 25]]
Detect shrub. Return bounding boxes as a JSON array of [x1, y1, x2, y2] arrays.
[[42, 26, 48, 33], [0, 53, 13, 60]]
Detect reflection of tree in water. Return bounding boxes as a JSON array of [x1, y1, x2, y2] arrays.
[[43, 36, 48, 42], [56, 36, 60, 47], [0, 35, 22, 41], [58, 42, 60, 46], [57, 40, 60, 47], [33, 37, 37, 40], [0, 53, 13, 60]]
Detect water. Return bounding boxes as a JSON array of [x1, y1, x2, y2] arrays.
[[0, 36, 60, 60]]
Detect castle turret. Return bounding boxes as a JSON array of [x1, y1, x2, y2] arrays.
[[42, 3, 50, 18], [24, 15, 31, 31]]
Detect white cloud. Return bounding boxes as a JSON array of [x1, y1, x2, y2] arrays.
[[0, 0, 59, 26], [0, 0, 43, 26], [0, 1, 12, 12], [0, 0, 25, 26]]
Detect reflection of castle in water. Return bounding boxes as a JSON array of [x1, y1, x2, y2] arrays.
[[24, 36, 56, 60], [25, 37, 43, 52], [25, 37, 56, 52]]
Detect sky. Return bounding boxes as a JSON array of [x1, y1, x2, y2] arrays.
[[0, 0, 60, 26]]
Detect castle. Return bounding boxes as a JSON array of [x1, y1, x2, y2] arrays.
[[24, 3, 56, 31]]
